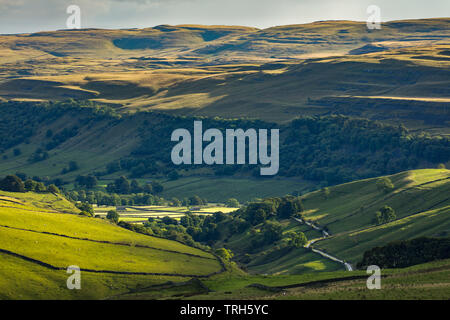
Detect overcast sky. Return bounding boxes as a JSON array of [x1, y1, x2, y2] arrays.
[[0, 0, 449, 34]]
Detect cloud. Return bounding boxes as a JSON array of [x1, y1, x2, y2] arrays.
[[0, 0, 448, 34]]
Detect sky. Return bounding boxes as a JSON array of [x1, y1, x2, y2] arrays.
[[0, 0, 449, 34]]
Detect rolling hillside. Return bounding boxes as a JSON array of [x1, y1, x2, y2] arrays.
[[0, 17, 449, 301], [0, 19, 448, 132], [112, 258, 450, 300], [299, 169, 450, 265], [209, 169, 449, 275], [0, 190, 224, 299]]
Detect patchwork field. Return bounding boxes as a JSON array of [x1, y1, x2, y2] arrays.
[[94, 204, 239, 224]]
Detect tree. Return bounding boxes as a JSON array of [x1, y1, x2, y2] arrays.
[[287, 231, 307, 248], [47, 184, 60, 194], [321, 187, 330, 199], [151, 181, 164, 194], [106, 210, 120, 224], [0, 175, 25, 192], [69, 161, 79, 172], [375, 205, 396, 225], [376, 177, 394, 193], [35, 182, 47, 193], [130, 179, 142, 193], [215, 248, 234, 261], [262, 221, 283, 244], [189, 195, 203, 206], [226, 198, 240, 208], [76, 202, 94, 215], [171, 197, 182, 207], [24, 179, 37, 192], [277, 197, 303, 219], [437, 163, 446, 169], [115, 176, 131, 194], [381, 205, 396, 222], [161, 216, 178, 225], [277, 199, 295, 219], [251, 208, 267, 225], [143, 183, 153, 194], [77, 175, 98, 189], [15, 172, 27, 181], [106, 161, 121, 173]]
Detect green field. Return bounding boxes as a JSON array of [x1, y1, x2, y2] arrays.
[[299, 169, 450, 265], [112, 258, 450, 300], [0, 251, 187, 300], [0, 190, 224, 299], [209, 169, 450, 276], [94, 204, 239, 224], [160, 176, 314, 203]]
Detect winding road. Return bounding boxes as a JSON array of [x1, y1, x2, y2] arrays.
[[294, 218, 353, 271]]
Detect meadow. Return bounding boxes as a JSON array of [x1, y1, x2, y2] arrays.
[[112, 258, 450, 300], [0, 190, 224, 299], [298, 169, 450, 265]]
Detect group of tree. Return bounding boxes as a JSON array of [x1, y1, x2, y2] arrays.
[[357, 237, 450, 269], [133, 113, 449, 184], [65, 189, 166, 206], [226, 198, 240, 208], [240, 196, 304, 226], [75, 202, 94, 217], [61, 161, 80, 174], [28, 148, 49, 163], [286, 231, 308, 248], [0, 175, 59, 194], [75, 175, 98, 189], [106, 176, 163, 195], [1, 101, 449, 184]]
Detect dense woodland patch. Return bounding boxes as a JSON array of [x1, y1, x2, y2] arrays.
[[0, 100, 448, 187]]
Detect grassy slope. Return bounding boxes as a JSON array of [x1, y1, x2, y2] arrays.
[[216, 219, 343, 275], [273, 259, 450, 300], [317, 205, 450, 264], [160, 176, 314, 203], [0, 191, 224, 299], [116, 258, 450, 300], [299, 169, 450, 264], [214, 169, 450, 276], [0, 251, 186, 300]]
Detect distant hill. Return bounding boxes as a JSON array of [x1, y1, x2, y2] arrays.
[[0, 19, 449, 132]]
